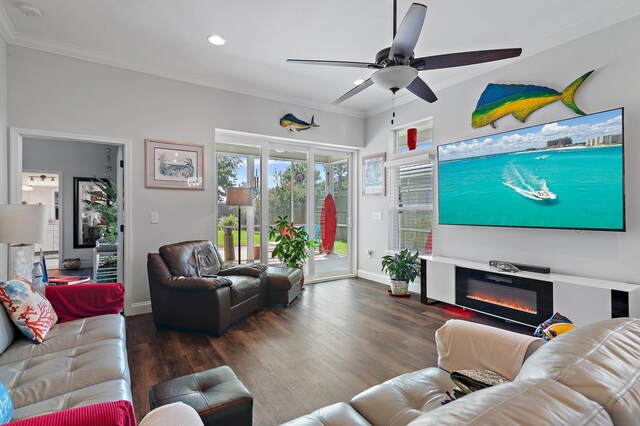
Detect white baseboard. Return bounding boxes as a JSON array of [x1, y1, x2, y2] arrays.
[[358, 270, 421, 294], [357, 269, 388, 284], [128, 301, 152, 316]]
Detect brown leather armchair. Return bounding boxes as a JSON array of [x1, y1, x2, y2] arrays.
[[147, 240, 268, 336]]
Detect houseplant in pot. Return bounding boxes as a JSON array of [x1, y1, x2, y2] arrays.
[[381, 248, 421, 295], [218, 214, 238, 261], [268, 215, 316, 287]]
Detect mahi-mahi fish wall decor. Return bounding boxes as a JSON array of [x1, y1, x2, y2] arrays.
[[279, 113, 320, 132], [471, 70, 594, 129]]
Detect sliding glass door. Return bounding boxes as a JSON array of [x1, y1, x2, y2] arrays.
[[216, 142, 261, 264], [313, 150, 350, 278], [216, 138, 353, 282]]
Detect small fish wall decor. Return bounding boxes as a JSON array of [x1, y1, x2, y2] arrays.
[[280, 113, 320, 132], [471, 70, 594, 129]]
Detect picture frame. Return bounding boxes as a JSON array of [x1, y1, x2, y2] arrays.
[[73, 177, 109, 249], [362, 153, 386, 197], [145, 139, 204, 189]]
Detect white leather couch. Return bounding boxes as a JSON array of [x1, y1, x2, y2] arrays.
[[283, 317, 639, 425], [0, 306, 131, 421]]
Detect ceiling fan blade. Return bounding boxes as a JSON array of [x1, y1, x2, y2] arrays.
[[406, 77, 437, 103], [389, 3, 427, 63], [332, 78, 374, 104], [411, 48, 522, 71], [287, 59, 381, 69]]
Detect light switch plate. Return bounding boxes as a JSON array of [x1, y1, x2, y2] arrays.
[[150, 212, 159, 224], [372, 212, 383, 220]]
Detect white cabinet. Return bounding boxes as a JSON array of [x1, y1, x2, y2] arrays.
[[34, 221, 59, 253], [422, 256, 640, 327]]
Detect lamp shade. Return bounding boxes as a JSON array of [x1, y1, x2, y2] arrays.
[[0, 204, 49, 244], [225, 187, 253, 207]]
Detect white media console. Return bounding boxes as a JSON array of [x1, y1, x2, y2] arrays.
[[420, 256, 640, 327]]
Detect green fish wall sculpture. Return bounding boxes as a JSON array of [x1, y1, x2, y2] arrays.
[[279, 113, 320, 132], [471, 71, 594, 129]]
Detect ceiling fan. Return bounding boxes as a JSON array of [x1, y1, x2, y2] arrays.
[[287, 1, 522, 105]]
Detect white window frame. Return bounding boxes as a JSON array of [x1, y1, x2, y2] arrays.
[[387, 119, 435, 255]]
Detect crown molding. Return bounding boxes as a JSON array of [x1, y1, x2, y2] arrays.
[[0, 3, 16, 42], [365, 1, 640, 118], [0, 8, 366, 119], [1, 1, 638, 121]]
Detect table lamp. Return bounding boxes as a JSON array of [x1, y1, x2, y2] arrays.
[[225, 187, 253, 264], [0, 204, 49, 282]]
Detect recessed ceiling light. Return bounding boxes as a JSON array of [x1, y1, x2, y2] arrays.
[[353, 79, 366, 85], [18, 3, 42, 18], [207, 35, 226, 46]]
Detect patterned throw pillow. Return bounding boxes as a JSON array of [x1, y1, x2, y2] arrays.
[[0, 278, 58, 343]]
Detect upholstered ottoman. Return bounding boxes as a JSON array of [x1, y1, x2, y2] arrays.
[[266, 266, 303, 306], [149, 366, 253, 426]]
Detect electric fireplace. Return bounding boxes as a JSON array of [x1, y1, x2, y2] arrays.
[[455, 267, 553, 326]]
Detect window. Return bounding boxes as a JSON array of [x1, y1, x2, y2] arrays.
[[389, 121, 434, 254], [395, 120, 433, 153]]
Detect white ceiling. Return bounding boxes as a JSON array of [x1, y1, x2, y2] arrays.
[[0, 0, 638, 117]]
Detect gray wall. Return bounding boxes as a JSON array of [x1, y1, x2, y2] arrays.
[[22, 138, 118, 266], [0, 37, 7, 280], [7, 46, 365, 313], [359, 16, 640, 286]]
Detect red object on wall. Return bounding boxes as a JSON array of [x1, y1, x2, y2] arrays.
[[407, 128, 418, 150]]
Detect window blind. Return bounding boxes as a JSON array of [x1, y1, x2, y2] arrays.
[[388, 161, 433, 254]]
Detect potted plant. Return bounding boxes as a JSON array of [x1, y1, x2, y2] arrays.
[[268, 215, 316, 286], [381, 248, 420, 295], [218, 214, 238, 261]]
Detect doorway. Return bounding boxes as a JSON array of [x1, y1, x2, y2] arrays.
[[9, 128, 133, 313], [215, 132, 355, 282]]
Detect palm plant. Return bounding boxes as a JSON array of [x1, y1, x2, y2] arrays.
[[83, 178, 118, 244]]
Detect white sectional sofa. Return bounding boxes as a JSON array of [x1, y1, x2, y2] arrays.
[[0, 287, 131, 422], [283, 317, 640, 425]]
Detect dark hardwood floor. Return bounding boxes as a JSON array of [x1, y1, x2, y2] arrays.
[[126, 278, 531, 425]]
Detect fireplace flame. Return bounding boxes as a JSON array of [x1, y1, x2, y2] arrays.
[[467, 293, 537, 314]]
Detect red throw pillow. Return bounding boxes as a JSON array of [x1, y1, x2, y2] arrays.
[[0, 278, 58, 343]]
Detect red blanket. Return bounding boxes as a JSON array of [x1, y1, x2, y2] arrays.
[[9, 400, 135, 426], [45, 283, 125, 323]]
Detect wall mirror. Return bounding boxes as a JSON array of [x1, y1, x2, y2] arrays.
[[73, 177, 108, 248]]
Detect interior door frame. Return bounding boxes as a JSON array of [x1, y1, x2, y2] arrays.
[[9, 128, 134, 315], [214, 129, 358, 282]]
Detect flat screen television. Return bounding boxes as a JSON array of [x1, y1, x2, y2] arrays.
[[437, 108, 625, 231]]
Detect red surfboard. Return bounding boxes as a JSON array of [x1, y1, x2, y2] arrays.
[[320, 193, 337, 255]]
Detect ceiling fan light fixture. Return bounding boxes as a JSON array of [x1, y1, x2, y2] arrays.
[[207, 34, 226, 46], [353, 79, 366, 86], [371, 66, 418, 91]]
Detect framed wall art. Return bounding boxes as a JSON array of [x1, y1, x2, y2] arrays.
[[145, 139, 204, 189], [362, 153, 386, 197]]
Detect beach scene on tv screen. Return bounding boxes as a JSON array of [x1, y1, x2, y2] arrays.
[[438, 109, 624, 230]]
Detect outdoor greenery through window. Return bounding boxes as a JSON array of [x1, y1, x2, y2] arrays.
[[389, 120, 434, 255], [216, 141, 351, 278]]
